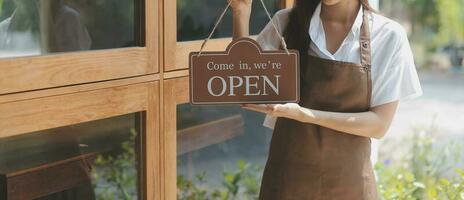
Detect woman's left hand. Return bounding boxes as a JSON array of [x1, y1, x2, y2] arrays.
[[241, 103, 302, 121]]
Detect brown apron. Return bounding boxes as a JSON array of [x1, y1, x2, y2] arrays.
[[259, 8, 378, 200]]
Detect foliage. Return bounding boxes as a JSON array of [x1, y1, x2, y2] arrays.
[[385, 0, 464, 49], [178, 126, 464, 200], [0, 0, 3, 17], [92, 128, 138, 200], [177, 160, 262, 200], [376, 164, 464, 200], [434, 0, 464, 47], [376, 125, 464, 200]]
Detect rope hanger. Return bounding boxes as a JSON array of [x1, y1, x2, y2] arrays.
[[197, 0, 290, 57]]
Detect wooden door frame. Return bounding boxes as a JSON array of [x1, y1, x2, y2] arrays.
[[0, 80, 161, 200], [0, 0, 159, 95], [162, 76, 249, 199], [0, 0, 165, 198], [162, 76, 189, 200], [160, 0, 293, 198]]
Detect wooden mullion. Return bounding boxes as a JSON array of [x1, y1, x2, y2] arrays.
[[0, 47, 151, 95], [0, 82, 152, 138]]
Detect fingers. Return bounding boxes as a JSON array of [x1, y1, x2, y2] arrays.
[[265, 104, 277, 110], [242, 104, 267, 109], [242, 106, 269, 113], [241, 104, 272, 114], [241, 103, 298, 119], [241, 104, 288, 117]]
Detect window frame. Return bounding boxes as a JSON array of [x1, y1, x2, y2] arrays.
[[0, 0, 159, 95], [0, 0, 163, 198], [161, 0, 292, 198], [163, 76, 250, 199], [0, 80, 160, 200]]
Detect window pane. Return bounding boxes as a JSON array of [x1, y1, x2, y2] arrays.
[[0, 0, 143, 58], [177, 0, 280, 41], [176, 104, 272, 199], [0, 113, 143, 200]]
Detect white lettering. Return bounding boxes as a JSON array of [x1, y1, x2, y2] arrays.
[[262, 75, 280, 95], [207, 76, 227, 96], [244, 76, 261, 96], [206, 75, 281, 97], [207, 62, 234, 71], [228, 76, 243, 96]]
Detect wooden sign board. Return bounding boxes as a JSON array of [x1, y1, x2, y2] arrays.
[[189, 37, 300, 105]]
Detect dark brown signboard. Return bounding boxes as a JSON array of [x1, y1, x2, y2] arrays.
[[189, 37, 300, 105]]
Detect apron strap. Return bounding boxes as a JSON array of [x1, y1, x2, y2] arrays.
[[359, 7, 372, 70]]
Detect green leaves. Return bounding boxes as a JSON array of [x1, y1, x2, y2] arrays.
[[376, 126, 464, 200], [176, 126, 463, 200], [177, 160, 261, 200], [92, 128, 139, 200], [0, 0, 3, 17], [388, 0, 464, 50], [435, 0, 464, 46]]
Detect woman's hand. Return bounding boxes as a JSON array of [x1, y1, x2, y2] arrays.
[[241, 103, 305, 121], [230, 0, 252, 39]]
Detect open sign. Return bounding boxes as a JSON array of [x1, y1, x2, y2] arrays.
[[189, 37, 300, 105]]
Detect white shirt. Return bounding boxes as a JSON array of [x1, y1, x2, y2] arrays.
[[257, 3, 423, 129]]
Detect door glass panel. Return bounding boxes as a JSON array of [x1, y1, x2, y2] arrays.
[[0, 0, 143, 58], [177, 104, 272, 199], [0, 113, 144, 200], [177, 0, 280, 41]]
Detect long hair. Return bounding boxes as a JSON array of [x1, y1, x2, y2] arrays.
[[283, 0, 374, 70]]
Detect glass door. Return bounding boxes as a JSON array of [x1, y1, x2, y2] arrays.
[[0, 0, 159, 94], [161, 0, 286, 198], [0, 113, 144, 200]]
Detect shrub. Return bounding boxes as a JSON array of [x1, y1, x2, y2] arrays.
[[177, 126, 464, 200]]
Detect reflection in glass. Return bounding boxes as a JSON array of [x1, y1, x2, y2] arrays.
[[0, 0, 141, 58], [177, 0, 279, 41], [0, 113, 143, 200], [176, 104, 272, 199]]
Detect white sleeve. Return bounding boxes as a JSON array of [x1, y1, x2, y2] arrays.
[[263, 114, 278, 129], [371, 27, 423, 107], [256, 9, 289, 129], [256, 9, 289, 51]]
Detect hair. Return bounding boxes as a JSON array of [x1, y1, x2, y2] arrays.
[[283, 0, 374, 73]]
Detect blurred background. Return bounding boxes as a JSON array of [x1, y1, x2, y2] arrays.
[[374, 0, 464, 198]]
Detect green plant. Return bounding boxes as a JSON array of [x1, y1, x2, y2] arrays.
[[219, 160, 261, 200], [399, 0, 464, 48], [177, 172, 209, 200], [0, 0, 3, 17], [92, 129, 138, 200], [376, 163, 425, 199], [376, 124, 464, 200], [434, 0, 464, 47], [177, 160, 262, 200], [177, 125, 464, 200]]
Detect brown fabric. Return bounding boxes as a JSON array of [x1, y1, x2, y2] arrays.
[[259, 8, 378, 200]]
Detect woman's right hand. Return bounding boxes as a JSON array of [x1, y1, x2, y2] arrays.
[[230, 0, 252, 39]]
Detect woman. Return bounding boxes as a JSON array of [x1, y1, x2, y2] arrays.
[[231, 0, 422, 199]]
